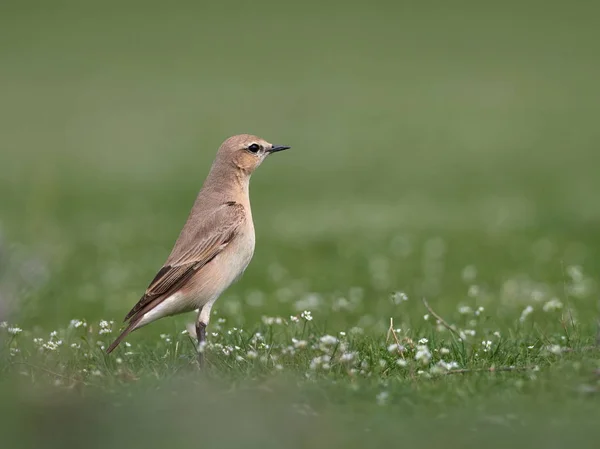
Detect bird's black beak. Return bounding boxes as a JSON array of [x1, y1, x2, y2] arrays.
[[269, 145, 291, 153]]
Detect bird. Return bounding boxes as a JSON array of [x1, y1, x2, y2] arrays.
[[106, 134, 290, 364]]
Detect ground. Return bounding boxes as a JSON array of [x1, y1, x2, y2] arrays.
[[1, 1, 600, 448]]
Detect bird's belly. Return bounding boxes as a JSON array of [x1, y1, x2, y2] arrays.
[[183, 230, 255, 306], [137, 230, 255, 328]]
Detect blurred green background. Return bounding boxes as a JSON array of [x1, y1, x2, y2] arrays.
[[1, 0, 600, 447]]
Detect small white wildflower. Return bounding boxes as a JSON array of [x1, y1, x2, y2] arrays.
[[0, 322, 7, 328], [440, 347, 450, 355], [309, 356, 322, 370], [125, 342, 131, 347], [567, 265, 584, 283], [482, 340, 492, 352], [91, 370, 102, 377], [378, 359, 387, 368], [546, 345, 562, 355], [292, 338, 308, 349], [70, 343, 80, 349], [391, 291, 408, 305], [458, 306, 472, 315], [115, 357, 123, 364], [275, 364, 283, 371], [520, 305, 534, 323], [262, 316, 274, 325], [463, 329, 476, 337], [290, 315, 299, 323], [69, 319, 86, 328], [423, 314, 430, 321], [475, 306, 485, 316], [339, 331, 346, 336], [10, 348, 20, 356], [43, 341, 59, 351], [415, 345, 432, 364], [396, 359, 408, 367], [493, 331, 501, 338], [542, 298, 563, 312], [246, 350, 258, 359], [376, 391, 389, 406], [8, 327, 23, 335], [340, 352, 356, 362], [300, 310, 313, 321], [33, 338, 44, 345], [418, 337, 428, 344], [387, 343, 399, 353], [320, 335, 338, 346]]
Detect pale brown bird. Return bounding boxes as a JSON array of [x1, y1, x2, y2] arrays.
[[106, 134, 290, 363]]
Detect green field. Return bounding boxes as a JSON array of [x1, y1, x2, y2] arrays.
[[1, 1, 600, 447]]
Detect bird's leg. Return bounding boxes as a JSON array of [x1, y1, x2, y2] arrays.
[[195, 320, 207, 367], [195, 303, 213, 368]]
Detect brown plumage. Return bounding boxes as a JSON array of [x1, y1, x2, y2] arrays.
[[106, 134, 290, 357]]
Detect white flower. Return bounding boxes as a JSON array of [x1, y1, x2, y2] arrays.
[[546, 345, 562, 355], [70, 343, 80, 349], [387, 343, 399, 353], [8, 327, 22, 335], [69, 319, 86, 328], [423, 314, 430, 321], [542, 298, 563, 312], [481, 340, 492, 352], [292, 338, 308, 349], [396, 359, 408, 367], [431, 360, 459, 373], [415, 345, 432, 364], [309, 356, 322, 370], [378, 359, 386, 368], [439, 347, 450, 355], [493, 331, 501, 338], [376, 391, 389, 406], [340, 352, 356, 362], [391, 291, 408, 304], [42, 341, 59, 351], [520, 305, 534, 322], [300, 310, 313, 321], [458, 306, 472, 315], [246, 350, 258, 359], [475, 306, 485, 316], [0, 322, 7, 328], [339, 331, 346, 336], [290, 315, 299, 323], [320, 335, 338, 346], [418, 338, 428, 344]]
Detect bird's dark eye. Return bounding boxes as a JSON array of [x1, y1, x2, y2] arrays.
[[248, 143, 261, 153]]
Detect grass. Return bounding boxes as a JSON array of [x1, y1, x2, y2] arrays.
[[1, 0, 600, 447]]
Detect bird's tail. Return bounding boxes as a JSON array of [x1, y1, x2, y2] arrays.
[[106, 318, 141, 354]]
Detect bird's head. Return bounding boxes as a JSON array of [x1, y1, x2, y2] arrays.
[[217, 134, 290, 174]]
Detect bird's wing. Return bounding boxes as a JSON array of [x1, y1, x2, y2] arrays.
[[123, 202, 246, 322]]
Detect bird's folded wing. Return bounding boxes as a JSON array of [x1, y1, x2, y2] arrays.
[[123, 202, 246, 322]]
